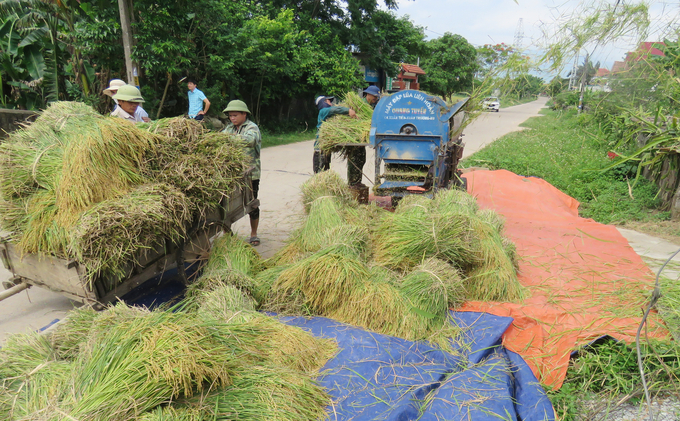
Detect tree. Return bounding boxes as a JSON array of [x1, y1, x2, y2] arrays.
[[547, 76, 568, 97], [507, 74, 544, 99], [420, 33, 478, 98], [569, 58, 600, 86], [476, 43, 515, 77]]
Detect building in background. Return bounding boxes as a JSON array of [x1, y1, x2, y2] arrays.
[[387, 63, 426, 92]]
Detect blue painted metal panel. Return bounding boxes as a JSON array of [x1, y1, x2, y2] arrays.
[[377, 139, 438, 163], [370, 90, 450, 145], [377, 180, 421, 189]]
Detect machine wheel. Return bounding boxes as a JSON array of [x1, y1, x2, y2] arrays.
[[176, 220, 231, 286]]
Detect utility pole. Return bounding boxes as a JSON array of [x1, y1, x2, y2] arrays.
[[577, 52, 589, 114], [117, 0, 139, 87]]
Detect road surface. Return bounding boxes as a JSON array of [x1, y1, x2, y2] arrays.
[[0, 96, 554, 344]]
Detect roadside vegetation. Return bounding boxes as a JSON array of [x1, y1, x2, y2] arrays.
[[465, 2, 680, 415], [463, 109, 664, 225]]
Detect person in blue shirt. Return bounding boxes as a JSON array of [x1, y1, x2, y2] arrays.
[[313, 95, 356, 173], [187, 78, 210, 121]]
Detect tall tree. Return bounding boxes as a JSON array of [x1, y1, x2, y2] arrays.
[[420, 33, 478, 98]]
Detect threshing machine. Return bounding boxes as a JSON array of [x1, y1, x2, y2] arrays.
[[370, 90, 468, 203]]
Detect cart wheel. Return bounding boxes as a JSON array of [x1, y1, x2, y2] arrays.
[[176, 220, 231, 285]]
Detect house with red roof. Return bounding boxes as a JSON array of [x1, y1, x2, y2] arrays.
[[625, 42, 665, 63]]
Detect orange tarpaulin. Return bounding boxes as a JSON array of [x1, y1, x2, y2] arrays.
[[461, 169, 669, 389]]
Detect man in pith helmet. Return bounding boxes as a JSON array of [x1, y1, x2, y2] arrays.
[[222, 100, 262, 246]]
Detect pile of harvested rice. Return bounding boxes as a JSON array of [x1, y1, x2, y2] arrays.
[[0, 104, 249, 290], [185, 171, 520, 350], [317, 91, 374, 153], [0, 303, 336, 421]]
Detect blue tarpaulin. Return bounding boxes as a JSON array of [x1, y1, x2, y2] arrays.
[[282, 311, 555, 421]]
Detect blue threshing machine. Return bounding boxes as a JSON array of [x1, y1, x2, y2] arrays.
[[369, 90, 468, 203]]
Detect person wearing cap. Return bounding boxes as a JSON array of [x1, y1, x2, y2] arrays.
[[187, 78, 210, 121], [222, 100, 261, 246], [314, 95, 357, 173], [110, 85, 147, 124], [103, 79, 150, 122], [363, 85, 381, 109], [345, 85, 381, 186]]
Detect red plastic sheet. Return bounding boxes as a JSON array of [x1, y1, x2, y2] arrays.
[[460, 169, 669, 389]]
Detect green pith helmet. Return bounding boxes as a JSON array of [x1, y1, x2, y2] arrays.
[[223, 100, 250, 114], [112, 85, 145, 103]]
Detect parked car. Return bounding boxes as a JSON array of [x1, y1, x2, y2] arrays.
[[482, 97, 500, 112]]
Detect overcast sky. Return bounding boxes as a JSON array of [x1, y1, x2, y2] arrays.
[[391, 0, 679, 77]]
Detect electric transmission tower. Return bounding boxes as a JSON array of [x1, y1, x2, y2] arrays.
[[513, 18, 524, 51]]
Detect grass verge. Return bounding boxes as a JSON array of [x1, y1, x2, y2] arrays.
[[262, 130, 315, 148], [462, 109, 665, 225]]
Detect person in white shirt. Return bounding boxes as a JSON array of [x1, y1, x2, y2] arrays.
[[103, 79, 150, 122], [110, 85, 146, 123]]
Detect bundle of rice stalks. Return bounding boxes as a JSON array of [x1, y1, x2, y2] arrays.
[[191, 284, 258, 323], [432, 187, 479, 214], [286, 197, 369, 259], [299, 170, 356, 213], [243, 313, 338, 373], [372, 200, 474, 271], [0, 197, 27, 236], [0, 331, 56, 380], [400, 258, 466, 328], [146, 130, 247, 212], [202, 233, 264, 278], [55, 117, 159, 221], [464, 216, 525, 302], [0, 139, 60, 200], [271, 245, 370, 315], [343, 91, 374, 120], [17, 189, 71, 255], [184, 234, 264, 307], [288, 196, 346, 252], [252, 264, 291, 305], [138, 406, 206, 421], [198, 365, 330, 421], [68, 183, 192, 285], [38, 306, 246, 419], [325, 279, 420, 338], [317, 92, 374, 153], [317, 116, 371, 152], [145, 117, 205, 143]]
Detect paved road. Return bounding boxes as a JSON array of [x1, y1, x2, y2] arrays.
[[6, 95, 673, 346]]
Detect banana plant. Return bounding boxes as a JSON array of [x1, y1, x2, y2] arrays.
[[0, 0, 94, 108]]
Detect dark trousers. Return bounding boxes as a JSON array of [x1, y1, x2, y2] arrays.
[[313, 150, 331, 174], [347, 146, 366, 186], [249, 179, 259, 220]]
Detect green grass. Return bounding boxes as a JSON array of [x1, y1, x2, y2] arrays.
[[547, 338, 680, 420], [262, 130, 315, 148], [462, 109, 663, 225], [500, 95, 538, 107]]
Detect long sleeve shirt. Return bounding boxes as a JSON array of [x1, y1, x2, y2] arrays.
[[222, 119, 261, 180]]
